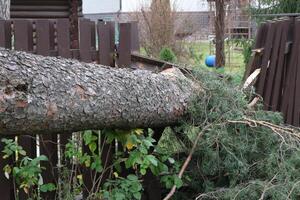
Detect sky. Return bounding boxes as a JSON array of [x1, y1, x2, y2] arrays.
[[83, 0, 209, 14]]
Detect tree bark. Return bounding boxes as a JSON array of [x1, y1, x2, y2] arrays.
[[0, 48, 201, 136], [0, 0, 10, 20], [215, 0, 225, 68]]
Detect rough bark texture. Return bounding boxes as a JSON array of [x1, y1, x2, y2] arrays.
[[0, 48, 200, 136], [215, 0, 225, 68], [0, 0, 10, 20]]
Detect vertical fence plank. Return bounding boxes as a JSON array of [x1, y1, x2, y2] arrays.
[[263, 20, 284, 110], [291, 19, 300, 126], [256, 22, 276, 97], [40, 134, 58, 200], [79, 19, 92, 62], [281, 18, 299, 124], [118, 23, 132, 67], [56, 19, 71, 58], [14, 20, 33, 52], [0, 136, 15, 200], [97, 21, 115, 66], [131, 21, 140, 52], [0, 20, 12, 49], [271, 20, 291, 112], [36, 20, 51, 56]]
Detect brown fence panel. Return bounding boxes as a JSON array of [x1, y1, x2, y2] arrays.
[[56, 19, 71, 58], [281, 19, 300, 124], [131, 21, 140, 52], [40, 134, 58, 200], [79, 19, 92, 62], [291, 18, 300, 126], [36, 20, 52, 56], [14, 20, 33, 52], [0, 136, 15, 200], [271, 19, 292, 112], [118, 23, 132, 67], [0, 20, 12, 49], [97, 21, 115, 66], [263, 20, 285, 110]]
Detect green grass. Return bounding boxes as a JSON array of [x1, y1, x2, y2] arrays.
[[184, 41, 246, 84]]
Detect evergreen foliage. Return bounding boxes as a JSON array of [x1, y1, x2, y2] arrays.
[[159, 67, 300, 199], [252, 0, 300, 20], [159, 47, 177, 63]]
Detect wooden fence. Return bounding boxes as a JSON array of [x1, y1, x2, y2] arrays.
[[0, 18, 156, 200], [246, 17, 300, 127]]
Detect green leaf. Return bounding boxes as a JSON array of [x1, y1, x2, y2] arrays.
[[174, 176, 183, 188], [88, 142, 97, 153], [146, 155, 158, 166], [133, 192, 142, 200], [40, 183, 56, 193]]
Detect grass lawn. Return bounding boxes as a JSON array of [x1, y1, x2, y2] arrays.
[[184, 40, 246, 84]]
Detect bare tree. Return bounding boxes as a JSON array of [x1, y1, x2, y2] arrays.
[[0, 0, 10, 20]]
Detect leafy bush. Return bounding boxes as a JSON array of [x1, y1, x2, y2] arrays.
[[159, 47, 177, 62]]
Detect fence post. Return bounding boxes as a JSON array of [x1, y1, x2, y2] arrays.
[[56, 19, 71, 58], [79, 19, 92, 62], [130, 21, 140, 52], [14, 20, 33, 52], [118, 23, 132, 67], [36, 20, 52, 56], [97, 21, 115, 67], [0, 20, 12, 49]]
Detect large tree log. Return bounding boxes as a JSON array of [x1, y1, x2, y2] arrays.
[[0, 49, 201, 135]]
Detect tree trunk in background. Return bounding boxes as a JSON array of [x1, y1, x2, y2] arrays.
[[215, 0, 225, 68], [0, 49, 201, 136], [0, 0, 10, 20]]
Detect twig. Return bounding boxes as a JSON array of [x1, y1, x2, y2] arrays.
[[163, 124, 211, 200]]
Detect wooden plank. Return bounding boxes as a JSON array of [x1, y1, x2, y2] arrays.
[[40, 134, 58, 200], [118, 23, 132, 67], [270, 20, 291, 112], [284, 19, 300, 125], [97, 21, 115, 66], [0, 136, 15, 200], [280, 18, 296, 117], [0, 20, 12, 49], [14, 20, 33, 52], [292, 19, 300, 126], [79, 19, 92, 62], [130, 21, 140, 52], [263, 20, 285, 110], [56, 19, 71, 58], [256, 21, 276, 96], [36, 20, 51, 56]]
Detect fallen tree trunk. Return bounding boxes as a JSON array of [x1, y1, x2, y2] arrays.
[[0, 49, 201, 135]]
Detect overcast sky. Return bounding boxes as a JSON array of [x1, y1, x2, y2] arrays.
[[83, 0, 209, 14]]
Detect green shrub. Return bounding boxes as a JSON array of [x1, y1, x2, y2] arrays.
[[159, 47, 177, 62]]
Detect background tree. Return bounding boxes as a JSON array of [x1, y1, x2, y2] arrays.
[[0, 0, 10, 20], [215, 0, 226, 68], [252, 0, 300, 19]]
